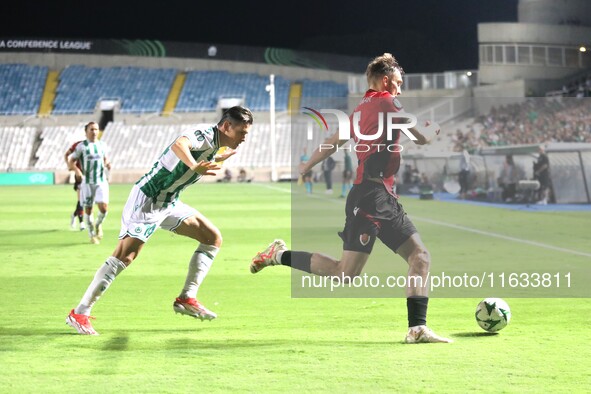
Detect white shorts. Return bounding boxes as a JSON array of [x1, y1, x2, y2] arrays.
[[118, 185, 198, 243], [80, 182, 109, 207]]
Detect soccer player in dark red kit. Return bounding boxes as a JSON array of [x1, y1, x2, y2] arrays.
[[251, 53, 452, 343], [64, 140, 85, 231]]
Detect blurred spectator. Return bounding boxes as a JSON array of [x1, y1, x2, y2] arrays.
[[533, 145, 552, 205], [321, 155, 336, 194], [456, 98, 591, 151], [217, 168, 232, 183], [402, 164, 412, 184], [237, 168, 252, 183], [498, 154, 523, 202], [458, 147, 471, 199], [340, 150, 353, 198]]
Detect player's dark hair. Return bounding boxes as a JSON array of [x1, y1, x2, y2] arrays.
[[366, 53, 404, 83], [218, 106, 253, 126], [84, 121, 97, 131]]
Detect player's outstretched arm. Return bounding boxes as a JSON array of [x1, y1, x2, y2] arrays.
[[299, 131, 349, 175], [172, 136, 220, 176]]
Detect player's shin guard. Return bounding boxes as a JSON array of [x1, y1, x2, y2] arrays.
[[75, 201, 84, 221], [179, 243, 219, 299], [83, 213, 94, 236], [95, 211, 108, 227], [407, 296, 429, 327], [74, 256, 127, 315], [280, 251, 312, 273]]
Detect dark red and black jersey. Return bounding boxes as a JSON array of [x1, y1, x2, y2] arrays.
[[348, 90, 403, 196], [67, 141, 83, 171]]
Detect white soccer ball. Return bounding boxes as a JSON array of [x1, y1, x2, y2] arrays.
[[475, 298, 511, 332]]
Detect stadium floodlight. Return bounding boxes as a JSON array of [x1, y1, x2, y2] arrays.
[[580, 46, 587, 53]]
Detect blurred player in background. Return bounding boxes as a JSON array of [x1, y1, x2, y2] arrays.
[[64, 140, 85, 231], [66, 106, 253, 335], [300, 148, 313, 193], [251, 53, 452, 344], [67, 122, 111, 244], [340, 150, 353, 198]]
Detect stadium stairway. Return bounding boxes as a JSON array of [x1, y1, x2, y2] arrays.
[[288, 82, 302, 114], [162, 72, 186, 116], [38, 70, 59, 116]]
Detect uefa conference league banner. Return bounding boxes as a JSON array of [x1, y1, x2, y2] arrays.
[[0, 37, 366, 72]]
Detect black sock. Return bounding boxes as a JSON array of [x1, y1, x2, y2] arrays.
[[407, 296, 429, 327], [280, 251, 312, 273], [76, 202, 83, 222]]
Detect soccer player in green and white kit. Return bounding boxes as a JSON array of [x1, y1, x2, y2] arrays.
[[67, 122, 111, 244], [66, 106, 253, 335]]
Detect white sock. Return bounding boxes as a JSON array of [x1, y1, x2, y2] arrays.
[[179, 244, 219, 299], [84, 213, 94, 236], [96, 211, 108, 227], [74, 256, 126, 315], [276, 249, 285, 265]]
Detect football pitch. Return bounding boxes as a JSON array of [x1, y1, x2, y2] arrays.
[[0, 183, 590, 392]]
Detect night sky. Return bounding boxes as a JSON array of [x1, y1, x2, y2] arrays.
[[1, 0, 518, 73]]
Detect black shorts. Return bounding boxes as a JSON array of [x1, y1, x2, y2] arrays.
[[338, 181, 417, 254], [538, 175, 550, 189]]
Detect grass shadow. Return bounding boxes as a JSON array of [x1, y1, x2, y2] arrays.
[[453, 331, 499, 338], [164, 338, 402, 350], [103, 334, 129, 351]]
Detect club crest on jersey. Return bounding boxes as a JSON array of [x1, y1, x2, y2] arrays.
[[392, 98, 402, 110], [359, 234, 371, 246]]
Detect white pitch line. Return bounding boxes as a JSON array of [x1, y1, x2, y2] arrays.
[[255, 183, 591, 258], [411, 216, 591, 258], [254, 183, 292, 194]]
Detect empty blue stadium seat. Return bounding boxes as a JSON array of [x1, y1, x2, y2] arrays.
[[300, 79, 348, 110], [176, 71, 290, 112], [53, 65, 176, 114], [0, 64, 48, 115]]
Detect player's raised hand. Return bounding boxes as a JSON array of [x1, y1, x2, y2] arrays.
[[191, 160, 221, 176], [214, 147, 237, 163], [424, 120, 441, 136]]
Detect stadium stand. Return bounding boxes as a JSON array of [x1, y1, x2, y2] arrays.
[[300, 79, 349, 110], [0, 64, 48, 116], [451, 98, 591, 151], [34, 125, 87, 170], [175, 71, 290, 112], [32, 121, 299, 170], [52, 65, 177, 114], [0, 126, 38, 170]]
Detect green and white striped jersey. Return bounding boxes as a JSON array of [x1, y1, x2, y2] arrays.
[[136, 126, 221, 207], [72, 140, 109, 185]]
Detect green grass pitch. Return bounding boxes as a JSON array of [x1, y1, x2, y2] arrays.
[[0, 183, 590, 392]]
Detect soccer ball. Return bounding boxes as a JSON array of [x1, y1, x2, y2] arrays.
[[475, 298, 511, 332]]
